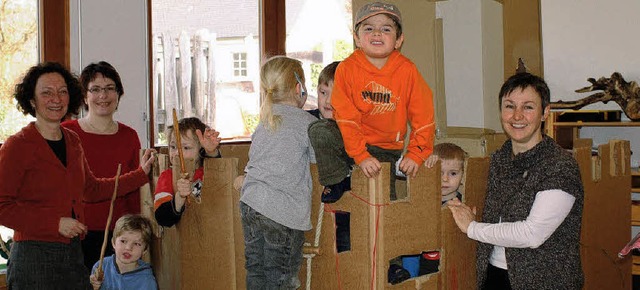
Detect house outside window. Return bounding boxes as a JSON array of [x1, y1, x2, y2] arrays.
[[151, 0, 353, 145]]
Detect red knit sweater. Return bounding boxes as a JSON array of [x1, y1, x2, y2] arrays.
[[0, 123, 149, 244], [62, 120, 141, 230]]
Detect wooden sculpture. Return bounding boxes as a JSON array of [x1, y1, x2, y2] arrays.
[[551, 72, 640, 121]]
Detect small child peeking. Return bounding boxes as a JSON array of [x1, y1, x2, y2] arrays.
[[308, 61, 356, 203], [89, 214, 157, 290], [154, 117, 221, 227], [425, 143, 467, 204]]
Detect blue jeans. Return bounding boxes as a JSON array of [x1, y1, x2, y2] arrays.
[[240, 202, 304, 290]]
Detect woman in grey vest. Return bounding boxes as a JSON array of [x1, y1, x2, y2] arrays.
[[447, 73, 584, 290]]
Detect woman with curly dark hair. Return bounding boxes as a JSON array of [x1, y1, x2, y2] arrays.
[[0, 62, 156, 289]]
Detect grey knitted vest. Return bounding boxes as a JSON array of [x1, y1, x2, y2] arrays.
[[477, 136, 584, 290]]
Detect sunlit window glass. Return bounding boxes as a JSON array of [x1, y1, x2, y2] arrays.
[[285, 0, 354, 111], [0, 0, 39, 271], [151, 0, 260, 144]]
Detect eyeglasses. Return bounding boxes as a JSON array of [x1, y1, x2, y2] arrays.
[[88, 86, 117, 95]]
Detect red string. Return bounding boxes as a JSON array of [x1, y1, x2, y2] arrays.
[[324, 204, 344, 290], [324, 191, 390, 290]]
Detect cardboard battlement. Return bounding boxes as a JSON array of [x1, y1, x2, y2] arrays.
[[141, 138, 631, 290]]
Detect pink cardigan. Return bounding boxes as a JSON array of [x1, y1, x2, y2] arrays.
[[0, 122, 149, 244]]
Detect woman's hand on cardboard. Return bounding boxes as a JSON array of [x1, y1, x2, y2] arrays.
[[446, 198, 477, 234]]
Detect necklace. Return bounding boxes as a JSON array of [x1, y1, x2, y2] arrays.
[[83, 118, 117, 134]]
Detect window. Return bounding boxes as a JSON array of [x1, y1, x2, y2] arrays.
[[285, 0, 353, 111], [0, 0, 39, 271], [0, 0, 39, 142], [233, 52, 248, 77], [150, 0, 353, 145], [151, 0, 260, 144]]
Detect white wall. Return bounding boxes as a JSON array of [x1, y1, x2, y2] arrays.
[[70, 0, 150, 147], [438, 0, 503, 131], [542, 0, 640, 167]]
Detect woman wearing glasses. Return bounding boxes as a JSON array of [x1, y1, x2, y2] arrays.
[[62, 61, 144, 270]]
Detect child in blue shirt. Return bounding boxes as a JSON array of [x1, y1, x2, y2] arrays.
[[89, 214, 157, 290]]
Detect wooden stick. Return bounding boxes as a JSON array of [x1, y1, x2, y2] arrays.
[[96, 164, 122, 281], [172, 108, 186, 175]]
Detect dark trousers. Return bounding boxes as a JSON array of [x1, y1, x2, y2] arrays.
[[82, 230, 114, 270], [8, 238, 91, 290], [308, 119, 402, 199], [240, 202, 304, 290], [482, 263, 512, 290]]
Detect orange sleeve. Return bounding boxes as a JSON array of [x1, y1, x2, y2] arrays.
[[332, 62, 372, 164], [404, 69, 435, 165]]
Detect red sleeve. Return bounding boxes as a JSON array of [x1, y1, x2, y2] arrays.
[[154, 169, 175, 210], [0, 135, 60, 237]]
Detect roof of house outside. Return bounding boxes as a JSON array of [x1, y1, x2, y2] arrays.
[[151, 0, 304, 39]]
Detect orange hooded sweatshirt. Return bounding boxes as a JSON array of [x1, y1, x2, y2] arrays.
[[332, 49, 435, 165]]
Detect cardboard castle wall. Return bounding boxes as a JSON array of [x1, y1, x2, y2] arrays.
[[142, 138, 632, 289], [574, 140, 632, 290], [143, 143, 490, 290], [298, 158, 489, 290]]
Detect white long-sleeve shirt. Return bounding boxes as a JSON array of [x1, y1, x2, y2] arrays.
[[467, 189, 576, 269]]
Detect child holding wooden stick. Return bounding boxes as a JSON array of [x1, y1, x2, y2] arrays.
[[153, 117, 221, 227], [89, 214, 157, 290]]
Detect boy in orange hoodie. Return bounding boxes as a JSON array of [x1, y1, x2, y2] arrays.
[[325, 2, 435, 200]]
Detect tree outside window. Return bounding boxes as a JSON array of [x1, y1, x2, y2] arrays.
[[0, 0, 39, 272], [0, 0, 39, 142]]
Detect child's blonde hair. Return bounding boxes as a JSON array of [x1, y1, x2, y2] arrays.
[[112, 214, 154, 251], [259, 56, 305, 131], [166, 117, 209, 166], [433, 143, 467, 166]]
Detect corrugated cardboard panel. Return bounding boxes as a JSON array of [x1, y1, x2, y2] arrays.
[[576, 140, 631, 290], [436, 127, 507, 157], [178, 158, 238, 289], [380, 163, 441, 289], [303, 167, 377, 289], [219, 143, 250, 176], [151, 157, 240, 290], [439, 157, 489, 290]]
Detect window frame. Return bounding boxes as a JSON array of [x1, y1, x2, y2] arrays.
[[41, 0, 70, 66]]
